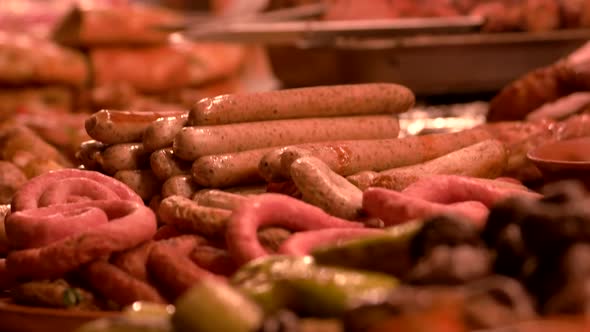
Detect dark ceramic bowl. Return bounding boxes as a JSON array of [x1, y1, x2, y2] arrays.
[[527, 136, 590, 188]]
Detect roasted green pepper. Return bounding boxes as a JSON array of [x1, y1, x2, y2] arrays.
[[231, 255, 398, 317]]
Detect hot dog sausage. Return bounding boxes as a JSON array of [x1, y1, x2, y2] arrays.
[[0, 161, 27, 204], [174, 115, 400, 161], [99, 143, 150, 175], [114, 169, 162, 201], [289, 156, 363, 220], [143, 112, 189, 152], [150, 148, 191, 181], [191, 148, 275, 188], [367, 139, 508, 191], [259, 128, 493, 182], [189, 83, 414, 125], [158, 195, 230, 237], [192, 189, 248, 211], [76, 140, 107, 171], [161, 175, 199, 198], [85, 109, 187, 144]]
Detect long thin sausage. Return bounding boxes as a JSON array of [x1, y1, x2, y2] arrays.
[[150, 148, 191, 181], [143, 113, 189, 152], [191, 148, 275, 188], [189, 83, 414, 125], [99, 143, 150, 175], [85, 110, 187, 144], [259, 128, 493, 182], [289, 156, 363, 220], [367, 139, 507, 191], [158, 195, 230, 237], [174, 115, 400, 161]]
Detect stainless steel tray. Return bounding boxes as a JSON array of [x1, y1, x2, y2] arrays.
[[175, 16, 485, 46], [267, 29, 590, 95]]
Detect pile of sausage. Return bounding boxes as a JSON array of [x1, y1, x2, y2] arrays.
[[78, 83, 413, 204], [4, 83, 590, 311]]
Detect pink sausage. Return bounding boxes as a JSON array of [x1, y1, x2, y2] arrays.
[[362, 187, 489, 227], [400, 175, 542, 207], [226, 193, 363, 265], [278, 228, 386, 256], [11, 169, 142, 212], [6, 200, 157, 280]]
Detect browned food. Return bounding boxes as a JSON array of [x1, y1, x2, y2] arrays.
[[111, 241, 156, 282], [0, 125, 72, 169], [523, 0, 561, 32], [191, 148, 276, 188], [52, 4, 181, 47], [257, 227, 292, 253], [81, 260, 166, 307], [189, 245, 237, 276], [189, 83, 414, 126], [289, 155, 363, 220], [0, 87, 74, 117], [99, 143, 150, 175], [10, 279, 99, 310], [0, 32, 88, 87], [161, 175, 199, 198], [90, 43, 244, 94], [488, 41, 590, 122], [192, 189, 249, 211], [142, 112, 189, 152], [158, 195, 231, 237], [147, 235, 222, 301], [85, 109, 188, 145], [259, 128, 493, 182], [0, 204, 11, 256], [364, 139, 508, 191], [114, 169, 162, 201], [174, 115, 400, 161], [76, 140, 107, 171], [150, 148, 192, 181], [0, 161, 27, 204]]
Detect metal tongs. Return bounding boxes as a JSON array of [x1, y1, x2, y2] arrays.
[[158, 4, 485, 47]]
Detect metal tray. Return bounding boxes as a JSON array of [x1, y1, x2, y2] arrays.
[[267, 29, 590, 96], [177, 16, 484, 46]]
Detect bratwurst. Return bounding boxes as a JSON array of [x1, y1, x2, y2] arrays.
[[174, 115, 401, 161], [189, 83, 414, 126]]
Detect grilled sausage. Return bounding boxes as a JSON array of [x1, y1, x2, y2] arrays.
[[174, 115, 400, 161], [189, 83, 414, 125]]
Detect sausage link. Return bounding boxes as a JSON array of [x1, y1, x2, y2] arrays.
[[76, 140, 107, 171], [259, 127, 493, 182], [290, 156, 363, 220], [0, 161, 27, 204], [143, 113, 189, 152], [369, 139, 507, 191], [150, 148, 191, 181], [85, 110, 187, 144], [158, 195, 230, 237], [191, 148, 274, 188], [174, 115, 400, 161], [192, 189, 248, 211], [189, 83, 415, 125], [161, 175, 199, 198], [99, 143, 150, 175], [114, 169, 162, 201]]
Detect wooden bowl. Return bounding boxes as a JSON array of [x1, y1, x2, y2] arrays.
[[527, 136, 590, 188]]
